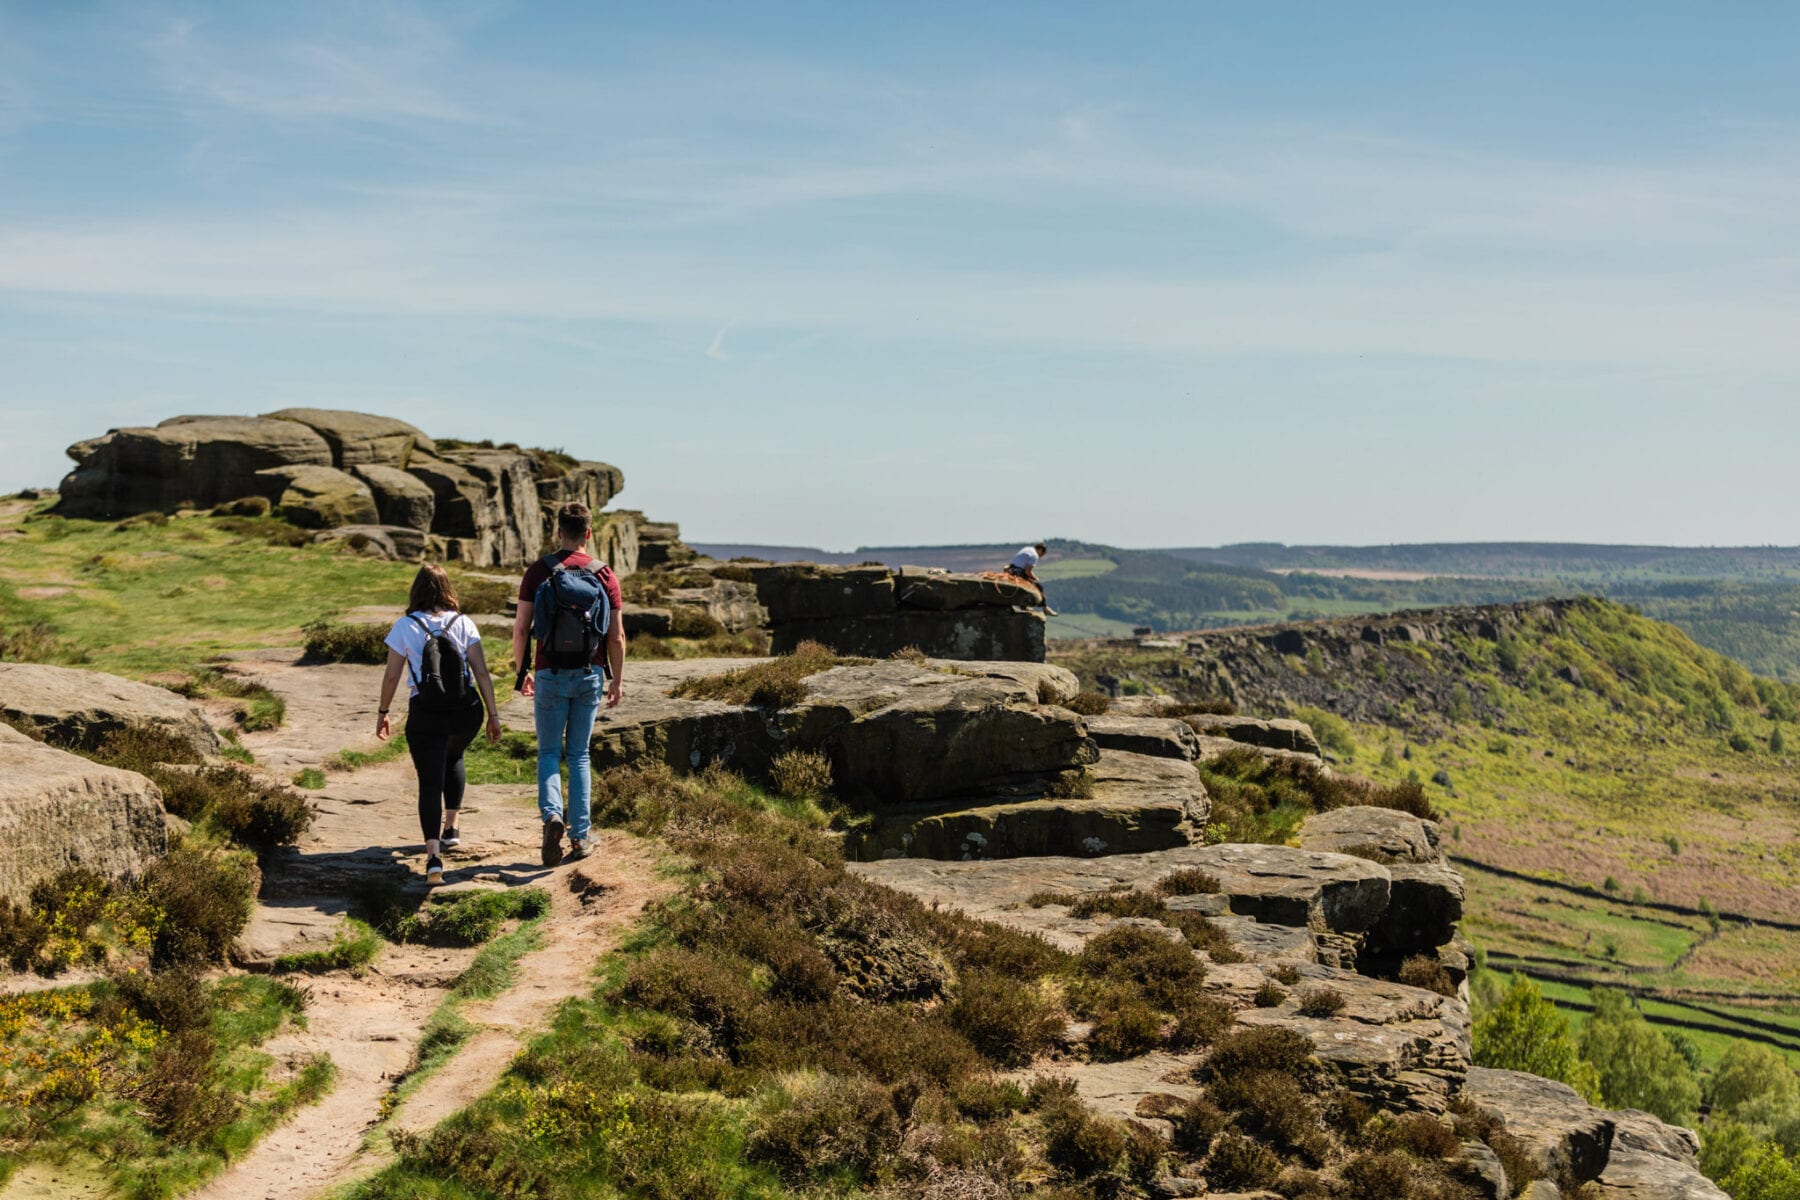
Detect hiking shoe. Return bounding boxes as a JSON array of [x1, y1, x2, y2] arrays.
[[1044, 607, 1059, 616], [541, 817, 566, 867], [566, 836, 589, 862], [439, 826, 461, 850], [425, 855, 444, 884]]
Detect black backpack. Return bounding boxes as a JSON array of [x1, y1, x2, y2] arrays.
[[407, 613, 472, 712]]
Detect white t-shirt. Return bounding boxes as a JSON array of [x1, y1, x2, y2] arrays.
[[1010, 546, 1042, 570], [385, 611, 481, 697]]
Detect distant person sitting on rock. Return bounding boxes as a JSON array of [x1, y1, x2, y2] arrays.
[[513, 502, 625, 868], [1005, 542, 1057, 615], [375, 564, 503, 885]]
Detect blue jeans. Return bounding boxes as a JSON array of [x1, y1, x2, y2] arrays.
[[534, 667, 601, 841]]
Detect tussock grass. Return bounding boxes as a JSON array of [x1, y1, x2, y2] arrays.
[[271, 919, 383, 975], [670, 640, 841, 707]]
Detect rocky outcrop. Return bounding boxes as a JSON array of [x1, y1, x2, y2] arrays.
[[261, 409, 434, 467], [254, 464, 380, 528], [58, 416, 334, 517], [1184, 713, 1324, 757], [745, 562, 1047, 662], [0, 662, 221, 758], [1299, 806, 1465, 965], [0, 725, 169, 903], [1081, 713, 1202, 760], [560, 658, 1098, 812], [55, 410, 631, 570]]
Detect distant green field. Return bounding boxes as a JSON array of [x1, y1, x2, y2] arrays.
[[1046, 612, 1140, 640], [1036, 557, 1118, 581]]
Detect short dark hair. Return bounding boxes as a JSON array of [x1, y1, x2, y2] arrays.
[[557, 502, 591, 538], [407, 563, 460, 614], [1034, 542, 1047, 553]]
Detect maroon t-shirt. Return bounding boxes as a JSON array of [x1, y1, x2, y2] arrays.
[[519, 550, 623, 670]]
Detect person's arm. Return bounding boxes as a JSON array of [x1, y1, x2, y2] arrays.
[[376, 650, 406, 740], [512, 600, 534, 696], [604, 613, 625, 707], [466, 641, 503, 743]]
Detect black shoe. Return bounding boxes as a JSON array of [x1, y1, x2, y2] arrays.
[[426, 855, 444, 884], [541, 817, 565, 867], [439, 826, 461, 850]]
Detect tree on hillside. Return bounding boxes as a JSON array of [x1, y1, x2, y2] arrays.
[[1577, 989, 1701, 1124], [1472, 974, 1600, 1101], [1712, 1042, 1800, 1116], [1719, 1139, 1800, 1200]]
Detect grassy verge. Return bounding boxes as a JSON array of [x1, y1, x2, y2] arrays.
[[271, 918, 383, 975]]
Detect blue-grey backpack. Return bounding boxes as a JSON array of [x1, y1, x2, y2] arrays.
[[531, 555, 613, 673]]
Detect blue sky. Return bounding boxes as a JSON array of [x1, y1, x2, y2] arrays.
[[3, 2, 1799, 549]]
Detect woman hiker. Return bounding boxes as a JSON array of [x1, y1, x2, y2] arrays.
[[375, 563, 502, 884]]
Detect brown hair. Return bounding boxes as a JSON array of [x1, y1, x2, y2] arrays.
[[556, 502, 591, 539], [407, 563, 460, 614]]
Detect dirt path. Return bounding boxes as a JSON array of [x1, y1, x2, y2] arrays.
[[176, 654, 667, 1200]]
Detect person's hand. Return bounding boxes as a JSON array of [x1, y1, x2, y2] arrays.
[[376, 712, 392, 741], [519, 672, 535, 697], [605, 676, 622, 708], [486, 714, 502, 744]]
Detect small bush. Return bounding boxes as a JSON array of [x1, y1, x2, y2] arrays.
[[1160, 910, 1244, 963], [1273, 963, 1303, 986], [1205, 1026, 1314, 1080], [1086, 995, 1164, 1060], [950, 970, 1065, 1068], [748, 1075, 902, 1181], [0, 621, 67, 663], [1064, 691, 1111, 716], [1254, 980, 1287, 1008], [302, 618, 391, 664], [141, 845, 257, 967], [88, 723, 203, 771], [1376, 1113, 1461, 1160], [1339, 1151, 1414, 1200], [1067, 889, 1166, 920], [1043, 1101, 1131, 1181], [154, 764, 312, 852], [769, 748, 834, 800], [1399, 954, 1457, 997], [134, 1028, 240, 1145], [1167, 996, 1235, 1051], [1171, 1095, 1226, 1154], [449, 575, 514, 615], [293, 768, 326, 789], [951, 1076, 1027, 1122], [1297, 986, 1346, 1018], [1155, 868, 1220, 896], [1076, 925, 1204, 1009], [671, 641, 840, 707], [1160, 698, 1235, 717], [1206, 1131, 1282, 1189], [1215, 1068, 1315, 1150]]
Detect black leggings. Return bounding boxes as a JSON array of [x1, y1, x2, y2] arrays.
[[406, 700, 484, 843]]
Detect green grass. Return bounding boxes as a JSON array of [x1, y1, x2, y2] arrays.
[[292, 768, 327, 789], [325, 734, 408, 773], [1046, 612, 1141, 640], [1035, 557, 1118, 581], [271, 918, 383, 975], [0, 503, 421, 677]]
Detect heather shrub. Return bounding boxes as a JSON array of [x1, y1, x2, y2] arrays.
[[1170, 1095, 1226, 1154], [950, 969, 1065, 1067], [1205, 1026, 1314, 1079], [1167, 995, 1235, 1051], [140, 844, 256, 967], [769, 748, 833, 800], [1086, 994, 1164, 1061], [1067, 889, 1166, 920], [1254, 980, 1287, 1008], [672, 641, 840, 707], [1297, 985, 1347, 1018], [747, 1075, 902, 1181], [1075, 925, 1203, 1009], [1206, 1131, 1282, 1189], [1064, 691, 1111, 716], [1399, 954, 1458, 997], [1155, 867, 1220, 895]]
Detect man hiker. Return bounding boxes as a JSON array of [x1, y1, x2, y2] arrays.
[[1005, 542, 1057, 615], [513, 502, 625, 866]]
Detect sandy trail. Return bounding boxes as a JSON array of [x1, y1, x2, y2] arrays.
[[174, 653, 666, 1200]]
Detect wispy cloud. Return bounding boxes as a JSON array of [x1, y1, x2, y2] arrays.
[[704, 319, 735, 362]]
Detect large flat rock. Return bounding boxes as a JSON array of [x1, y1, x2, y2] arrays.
[[1300, 805, 1443, 864], [850, 749, 1209, 860], [263, 408, 435, 468], [851, 842, 1390, 939], [1186, 713, 1323, 757], [0, 725, 169, 903], [0, 662, 221, 758], [545, 658, 1096, 806]]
